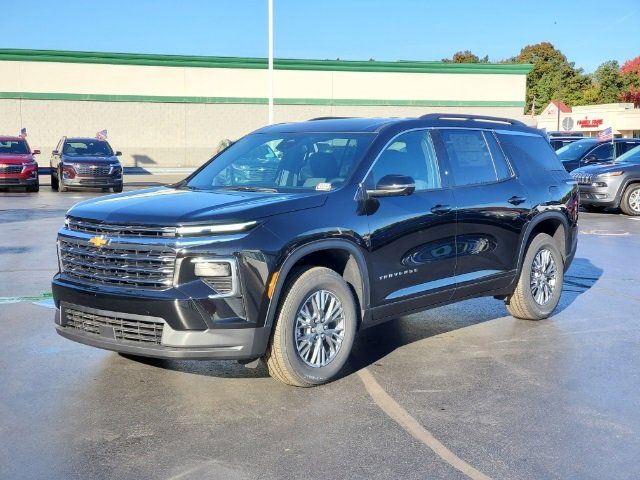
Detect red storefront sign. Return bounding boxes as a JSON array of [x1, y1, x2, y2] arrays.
[[577, 118, 603, 128]]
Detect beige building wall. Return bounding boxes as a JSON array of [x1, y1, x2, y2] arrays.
[[0, 50, 531, 168], [537, 103, 640, 138]]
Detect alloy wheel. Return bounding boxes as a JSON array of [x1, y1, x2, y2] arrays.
[[294, 290, 346, 368], [629, 189, 640, 213], [529, 248, 557, 305]]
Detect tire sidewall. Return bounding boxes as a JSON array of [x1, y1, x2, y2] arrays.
[[520, 234, 564, 318], [276, 268, 357, 385], [623, 185, 640, 216]]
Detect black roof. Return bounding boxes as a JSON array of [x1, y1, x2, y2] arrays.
[[253, 113, 538, 136]]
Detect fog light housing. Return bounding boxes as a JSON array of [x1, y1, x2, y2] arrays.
[[191, 258, 237, 297]]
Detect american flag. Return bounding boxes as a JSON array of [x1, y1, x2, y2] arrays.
[[96, 129, 108, 140], [597, 127, 613, 142], [19, 127, 27, 138]]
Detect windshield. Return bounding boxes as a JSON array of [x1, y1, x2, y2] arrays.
[[0, 140, 29, 155], [185, 132, 376, 192], [556, 139, 597, 162], [615, 144, 640, 164], [63, 140, 113, 157]]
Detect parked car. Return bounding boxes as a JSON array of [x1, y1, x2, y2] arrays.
[[50, 137, 123, 192], [548, 136, 583, 151], [0, 136, 40, 192], [556, 138, 640, 172], [52, 114, 578, 386], [571, 144, 640, 215]]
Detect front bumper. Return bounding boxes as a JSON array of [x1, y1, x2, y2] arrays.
[[62, 175, 121, 188], [53, 292, 270, 360], [0, 172, 38, 186]]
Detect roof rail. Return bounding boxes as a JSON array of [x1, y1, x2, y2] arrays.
[[419, 113, 527, 127], [307, 116, 353, 121]]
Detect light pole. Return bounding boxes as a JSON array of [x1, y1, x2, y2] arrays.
[[268, 0, 274, 124]]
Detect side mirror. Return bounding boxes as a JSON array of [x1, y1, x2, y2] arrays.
[[32, 149, 40, 155], [52, 150, 59, 156], [367, 174, 415, 198], [115, 151, 122, 156]]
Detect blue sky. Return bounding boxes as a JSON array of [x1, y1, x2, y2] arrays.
[[6, 0, 640, 72]]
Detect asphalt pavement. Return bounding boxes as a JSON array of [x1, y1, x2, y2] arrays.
[[1, 182, 639, 480]]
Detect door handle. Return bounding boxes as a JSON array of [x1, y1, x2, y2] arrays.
[[508, 196, 527, 206], [430, 204, 452, 215]]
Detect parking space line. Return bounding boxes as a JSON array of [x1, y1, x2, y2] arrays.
[[357, 368, 492, 480]]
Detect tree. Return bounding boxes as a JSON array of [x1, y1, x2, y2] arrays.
[[442, 50, 484, 63], [592, 60, 624, 103], [510, 42, 590, 114]]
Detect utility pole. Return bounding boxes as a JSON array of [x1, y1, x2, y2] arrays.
[[268, 0, 274, 124]]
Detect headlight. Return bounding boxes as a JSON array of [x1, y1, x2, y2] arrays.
[[597, 171, 623, 177], [191, 257, 237, 297], [176, 220, 257, 236]]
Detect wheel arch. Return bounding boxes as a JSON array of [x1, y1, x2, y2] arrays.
[[517, 211, 571, 273], [265, 239, 370, 328]]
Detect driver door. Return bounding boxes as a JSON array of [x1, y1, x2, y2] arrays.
[[365, 129, 457, 320]]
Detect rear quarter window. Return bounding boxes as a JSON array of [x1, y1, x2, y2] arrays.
[[496, 133, 564, 172]]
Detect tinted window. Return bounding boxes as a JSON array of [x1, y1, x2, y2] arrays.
[[439, 129, 497, 186], [371, 130, 440, 191], [63, 140, 113, 156], [556, 139, 597, 162], [614, 145, 640, 164], [0, 140, 29, 154], [484, 132, 512, 180], [496, 133, 564, 171], [618, 141, 640, 155], [590, 143, 614, 161], [187, 132, 375, 192]]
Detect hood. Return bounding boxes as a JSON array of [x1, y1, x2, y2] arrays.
[[572, 162, 628, 175], [61, 155, 117, 163], [0, 153, 34, 164], [68, 186, 328, 224]]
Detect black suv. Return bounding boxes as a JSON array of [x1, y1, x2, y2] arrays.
[[52, 114, 578, 386], [50, 137, 123, 192], [557, 137, 640, 172]]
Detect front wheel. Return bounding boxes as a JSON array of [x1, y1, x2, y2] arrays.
[[506, 233, 564, 320], [26, 180, 39, 192], [113, 183, 123, 193], [265, 266, 357, 387], [620, 184, 640, 216]]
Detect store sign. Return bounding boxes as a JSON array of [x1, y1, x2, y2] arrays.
[[577, 118, 603, 128]]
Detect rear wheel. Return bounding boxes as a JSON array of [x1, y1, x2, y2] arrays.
[[265, 266, 357, 387], [506, 233, 564, 320], [620, 184, 640, 216]]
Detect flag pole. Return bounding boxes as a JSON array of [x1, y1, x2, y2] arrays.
[[267, 0, 274, 125]]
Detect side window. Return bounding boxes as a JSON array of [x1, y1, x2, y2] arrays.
[[619, 142, 640, 155], [496, 132, 563, 171], [439, 129, 497, 186], [370, 130, 441, 191], [484, 132, 512, 180], [591, 143, 614, 161]]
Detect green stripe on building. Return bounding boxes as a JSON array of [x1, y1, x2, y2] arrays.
[[0, 91, 525, 107], [0, 48, 533, 75]]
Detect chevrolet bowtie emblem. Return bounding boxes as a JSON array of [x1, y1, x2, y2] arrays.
[[88, 236, 108, 248]]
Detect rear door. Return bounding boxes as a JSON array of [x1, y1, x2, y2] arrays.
[[365, 129, 457, 318], [433, 128, 529, 295]]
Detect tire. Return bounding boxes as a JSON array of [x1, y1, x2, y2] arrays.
[[26, 181, 39, 193], [51, 171, 58, 190], [58, 168, 68, 192], [113, 183, 123, 193], [265, 266, 358, 387], [620, 184, 640, 216], [506, 233, 564, 320]]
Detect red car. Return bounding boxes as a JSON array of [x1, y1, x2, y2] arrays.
[[0, 136, 40, 192]]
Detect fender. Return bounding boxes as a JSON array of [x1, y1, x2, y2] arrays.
[[616, 177, 640, 206], [515, 209, 572, 274], [264, 238, 371, 328]]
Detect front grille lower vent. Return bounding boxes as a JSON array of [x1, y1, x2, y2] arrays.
[[64, 306, 164, 344]]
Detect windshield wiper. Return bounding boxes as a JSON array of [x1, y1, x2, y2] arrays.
[[221, 186, 278, 193]]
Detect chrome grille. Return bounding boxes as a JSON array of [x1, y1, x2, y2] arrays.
[[64, 306, 164, 344], [571, 172, 593, 185], [75, 164, 112, 176], [0, 164, 23, 174], [59, 237, 175, 289], [67, 217, 177, 238]]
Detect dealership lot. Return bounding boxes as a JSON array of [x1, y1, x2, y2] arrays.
[[1, 185, 640, 480]]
